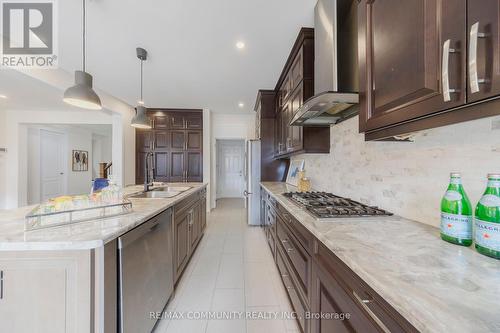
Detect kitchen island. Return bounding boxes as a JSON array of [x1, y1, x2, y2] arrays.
[[261, 182, 500, 333], [0, 183, 207, 333]]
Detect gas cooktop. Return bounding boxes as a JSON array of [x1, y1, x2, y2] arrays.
[[283, 191, 393, 219]]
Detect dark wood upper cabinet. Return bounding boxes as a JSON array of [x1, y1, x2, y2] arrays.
[[170, 131, 185, 150], [153, 115, 169, 129], [254, 90, 289, 182], [169, 151, 185, 182], [185, 114, 203, 129], [170, 113, 185, 129], [467, 0, 500, 102], [358, 0, 467, 133], [359, 0, 500, 140], [154, 131, 169, 150], [136, 131, 152, 151], [186, 131, 202, 151], [154, 152, 169, 182], [274, 28, 330, 158], [135, 109, 203, 184], [185, 152, 202, 182]]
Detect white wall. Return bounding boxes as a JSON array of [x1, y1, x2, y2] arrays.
[[295, 115, 500, 227], [92, 134, 112, 179], [0, 111, 6, 209], [210, 113, 256, 208]]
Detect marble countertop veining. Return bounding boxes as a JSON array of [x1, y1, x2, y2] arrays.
[[0, 183, 207, 251], [260, 182, 500, 333]]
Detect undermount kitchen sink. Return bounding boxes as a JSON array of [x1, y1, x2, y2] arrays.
[[129, 191, 181, 199], [154, 186, 192, 193]]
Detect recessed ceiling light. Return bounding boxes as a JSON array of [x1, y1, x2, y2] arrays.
[[0, 94, 7, 99], [236, 41, 245, 50], [238, 102, 245, 108]]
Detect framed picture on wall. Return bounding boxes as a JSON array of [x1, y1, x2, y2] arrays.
[[72, 150, 89, 172], [286, 159, 305, 187]]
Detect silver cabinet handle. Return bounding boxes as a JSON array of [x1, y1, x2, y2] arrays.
[[286, 248, 293, 253], [353, 291, 391, 333], [442, 39, 460, 102], [1, 270, 4, 299], [469, 22, 488, 93]]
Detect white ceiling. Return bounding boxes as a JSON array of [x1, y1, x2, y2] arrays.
[[55, 0, 316, 113]]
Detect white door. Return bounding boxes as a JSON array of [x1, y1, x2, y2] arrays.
[[40, 130, 66, 202], [217, 140, 245, 198]]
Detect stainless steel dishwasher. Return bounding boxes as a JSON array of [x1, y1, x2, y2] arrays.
[[118, 208, 174, 333]]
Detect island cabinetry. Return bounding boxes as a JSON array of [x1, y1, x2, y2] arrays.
[[0, 251, 93, 333], [173, 188, 207, 283]]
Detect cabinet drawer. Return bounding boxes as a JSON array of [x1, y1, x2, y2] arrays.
[[276, 203, 313, 253], [276, 246, 309, 333], [266, 229, 276, 259], [277, 216, 311, 302], [314, 242, 417, 333]]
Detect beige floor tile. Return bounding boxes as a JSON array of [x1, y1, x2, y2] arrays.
[[246, 305, 287, 333]]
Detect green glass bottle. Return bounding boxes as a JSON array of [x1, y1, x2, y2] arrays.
[[474, 173, 500, 259], [440, 173, 473, 246]]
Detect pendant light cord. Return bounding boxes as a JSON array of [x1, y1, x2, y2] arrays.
[[82, 0, 86, 72]]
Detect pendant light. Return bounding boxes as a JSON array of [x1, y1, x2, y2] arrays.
[[131, 47, 152, 129], [63, 0, 102, 110]]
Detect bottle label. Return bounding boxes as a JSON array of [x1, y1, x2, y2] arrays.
[[487, 180, 500, 187], [440, 213, 472, 239], [475, 219, 500, 251], [444, 190, 462, 201], [479, 194, 500, 207]]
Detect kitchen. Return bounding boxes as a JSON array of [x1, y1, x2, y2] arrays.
[[0, 0, 500, 332]]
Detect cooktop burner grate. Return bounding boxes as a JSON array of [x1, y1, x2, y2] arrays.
[[283, 192, 392, 219]]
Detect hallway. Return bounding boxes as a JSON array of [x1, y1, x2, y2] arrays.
[[154, 199, 299, 333]]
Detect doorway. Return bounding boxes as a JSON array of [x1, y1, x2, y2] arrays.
[[216, 139, 245, 199]]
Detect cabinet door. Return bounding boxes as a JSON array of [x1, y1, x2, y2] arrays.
[[358, 0, 466, 132], [201, 193, 207, 232], [310, 263, 380, 333], [170, 113, 185, 129], [170, 131, 186, 150], [185, 152, 203, 182], [174, 209, 190, 280], [290, 46, 304, 89], [154, 131, 169, 150], [153, 115, 169, 129], [289, 85, 304, 152], [189, 205, 200, 250], [136, 151, 147, 184], [186, 131, 202, 151], [275, 109, 283, 155], [169, 151, 185, 182], [136, 130, 152, 151], [154, 152, 169, 182], [467, 1, 500, 102], [185, 113, 203, 129]]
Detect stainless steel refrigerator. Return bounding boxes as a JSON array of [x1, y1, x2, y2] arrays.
[[244, 140, 261, 226]]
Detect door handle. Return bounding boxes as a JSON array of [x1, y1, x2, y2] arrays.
[[243, 190, 252, 197], [442, 39, 460, 102], [469, 22, 489, 93], [0, 270, 3, 300], [353, 291, 391, 333]]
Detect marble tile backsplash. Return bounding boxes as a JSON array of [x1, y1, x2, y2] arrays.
[[294, 115, 500, 227]]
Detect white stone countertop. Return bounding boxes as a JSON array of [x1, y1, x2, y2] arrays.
[[261, 182, 500, 333], [0, 183, 207, 251]]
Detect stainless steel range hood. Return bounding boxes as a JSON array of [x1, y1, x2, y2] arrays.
[[291, 0, 358, 126]]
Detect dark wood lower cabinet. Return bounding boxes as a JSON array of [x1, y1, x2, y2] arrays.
[[173, 188, 207, 283], [261, 187, 418, 333]]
